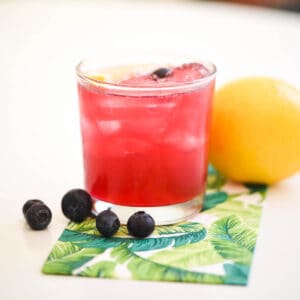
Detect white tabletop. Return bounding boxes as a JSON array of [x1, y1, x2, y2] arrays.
[[1, 1, 300, 299]]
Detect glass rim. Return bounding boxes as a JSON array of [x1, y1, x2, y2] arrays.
[[76, 58, 217, 95]]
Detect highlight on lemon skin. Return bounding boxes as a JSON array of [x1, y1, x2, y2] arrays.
[[209, 77, 300, 185]]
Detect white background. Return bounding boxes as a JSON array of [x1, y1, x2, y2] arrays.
[[1, 1, 300, 299]]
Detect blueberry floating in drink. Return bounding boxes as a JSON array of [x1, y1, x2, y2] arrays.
[[151, 67, 172, 79]]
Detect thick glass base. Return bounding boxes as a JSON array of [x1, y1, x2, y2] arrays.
[[92, 195, 203, 225]]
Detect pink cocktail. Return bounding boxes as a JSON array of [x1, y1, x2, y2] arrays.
[[76, 58, 216, 224]]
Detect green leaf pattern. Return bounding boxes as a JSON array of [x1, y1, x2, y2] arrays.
[[43, 166, 265, 285]]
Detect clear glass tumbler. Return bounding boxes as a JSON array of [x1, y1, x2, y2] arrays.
[[76, 57, 216, 224]]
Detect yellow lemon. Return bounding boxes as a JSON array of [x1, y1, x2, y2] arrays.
[[209, 77, 300, 184]]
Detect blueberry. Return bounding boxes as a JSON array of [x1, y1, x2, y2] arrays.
[[127, 211, 155, 238], [61, 189, 92, 223], [22, 199, 44, 216], [152, 67, 172, 79], [96, 209, 120, 237], [25, 204, 52, 230]]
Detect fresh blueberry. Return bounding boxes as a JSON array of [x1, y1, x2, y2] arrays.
[[127, 211, 155, 238], [22, 199, 44, 216], [61, 189, 92, 223], [25, 204, 52, 230], [152, 67, 172, 79], [96, 209, 120, 237]]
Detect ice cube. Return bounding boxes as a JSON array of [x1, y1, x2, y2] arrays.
[[120, 63, 210, 86], [97, 120, 121, 136], [164, 132, 205, 152]]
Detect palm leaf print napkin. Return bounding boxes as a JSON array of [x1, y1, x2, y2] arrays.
[[43, 166, 266, 285]]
